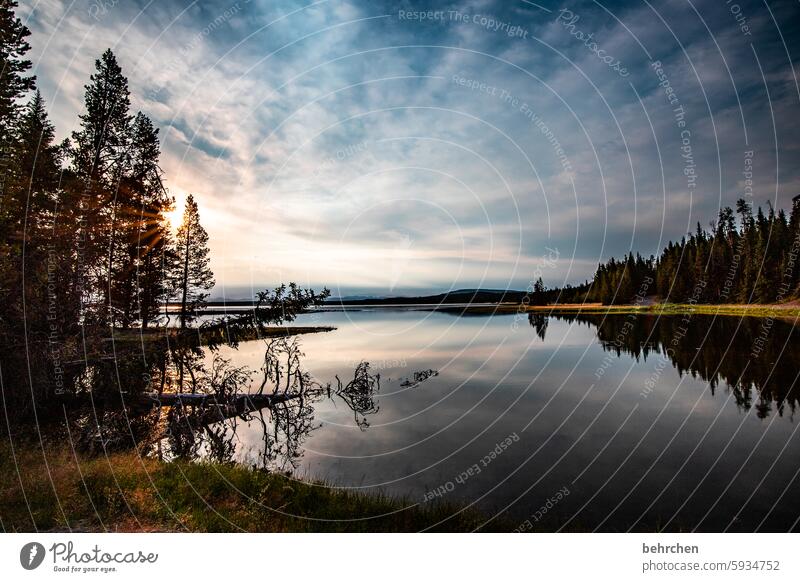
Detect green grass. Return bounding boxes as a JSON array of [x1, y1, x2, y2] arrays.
[[0, 441, 505, 532], [443, 301, 799, 319], [519, 302, 800, 320]]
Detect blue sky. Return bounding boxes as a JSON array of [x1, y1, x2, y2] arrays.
[[19, 0, 800, 298]]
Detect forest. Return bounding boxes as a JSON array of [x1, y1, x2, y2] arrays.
[[533, 199, 800, 306], [0, 2, 328, 413], [3, 0, 798, 412], [1, 3, 214, 339]]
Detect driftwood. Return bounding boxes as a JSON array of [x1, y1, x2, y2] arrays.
[[142, 392, 298, 408], [138, 392, 303, 425]]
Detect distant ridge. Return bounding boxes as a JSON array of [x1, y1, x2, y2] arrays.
[[204, 288, 528, 307], [326, 288, 526, 306]]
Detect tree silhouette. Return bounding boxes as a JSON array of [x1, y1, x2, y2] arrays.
[[68, 49, 134, 325], [565, 199, 800, 305], [0, 0, 35, 144], [174, 194, 215, 328]]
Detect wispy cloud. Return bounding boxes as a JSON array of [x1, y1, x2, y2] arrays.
[[21, 0, 800, 296]]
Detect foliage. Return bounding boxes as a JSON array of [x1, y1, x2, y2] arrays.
[[0, 0, 328, 411], [174, 193, 214, 328], [547, 201, 800, 305], [204, 283, 331, 348], [0, 0, 35, 143]]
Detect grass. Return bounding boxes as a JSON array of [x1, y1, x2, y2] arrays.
[[0, 441, 505, 532], [531, 302, 800, 320], [455, 302, 800, 320]]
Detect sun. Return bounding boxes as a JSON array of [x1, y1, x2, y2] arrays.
[[166, 192, 186, 231], [166, 205, 183, 231]]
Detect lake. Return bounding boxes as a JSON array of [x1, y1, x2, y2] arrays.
[[178, 308, 800, 532]]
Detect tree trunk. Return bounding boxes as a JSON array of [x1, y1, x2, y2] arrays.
[[180, 221, 191, 329]]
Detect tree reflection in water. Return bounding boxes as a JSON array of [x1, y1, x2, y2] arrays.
[[158, 337, 381, 470], [10, 312, 797, 470], [531, 312, 800, 418], [59, 336, 380, 472]]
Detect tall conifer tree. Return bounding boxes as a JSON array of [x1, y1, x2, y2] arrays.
[[174, 194, 214, 328], [69, 49, 133, 324], [0, 0, 34, 145], [127, 113, 173, 327]]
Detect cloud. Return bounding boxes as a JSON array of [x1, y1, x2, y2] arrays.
[[21, 0, 800, 296]]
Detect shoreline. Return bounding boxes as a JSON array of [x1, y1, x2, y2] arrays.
[[3, 310, 791, 533], [108, 325, 336, 345], [0, 441, 509, 533], [453, 302, 800, 320], [157, 302, 800, 322]]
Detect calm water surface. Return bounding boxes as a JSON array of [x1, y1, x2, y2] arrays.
[[198, 309, 800, 531]]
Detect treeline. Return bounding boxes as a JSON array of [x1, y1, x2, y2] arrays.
[[539, 200, 800, 305], [0, 1, 214, 349]]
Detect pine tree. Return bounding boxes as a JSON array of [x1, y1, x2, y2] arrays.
[[69, 49, 133, 324], [617, 253, 634, 303], [751, 206, 771, 303], [561, 199, 800, 306], [0, 88, 72, 343], [531, 276, 547, 306], [736, 199, 756, 302], [71, 49, 132, 186], [129, 113, 173, 327], [0, 0, 36, 328], [11, 91, 61, 212], [174, 194, 214, 328], [788, 198, 800, 296], [0, 0, 35, 145], [1, 91, 59, 238], [110, 112, 172, 327]]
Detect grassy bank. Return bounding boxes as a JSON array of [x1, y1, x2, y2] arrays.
[[0, 442, 502, 532], [532, 302, 800, 319], [456, 302, 800, 320]]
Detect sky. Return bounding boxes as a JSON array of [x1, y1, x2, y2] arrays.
[[18, 0, 800, 299]]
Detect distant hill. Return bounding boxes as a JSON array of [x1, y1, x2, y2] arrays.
[[203, 289, 530, 307], [326, 289, 526, 305]]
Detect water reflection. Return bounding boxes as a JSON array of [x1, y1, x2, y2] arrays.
[[156, 339, 381, 470], [528, 312, 549, 341], [20, 334, 380, 473], [5, 309, 800, 530], [543, 312, 800, 417], [37, 311, 800, 470]]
